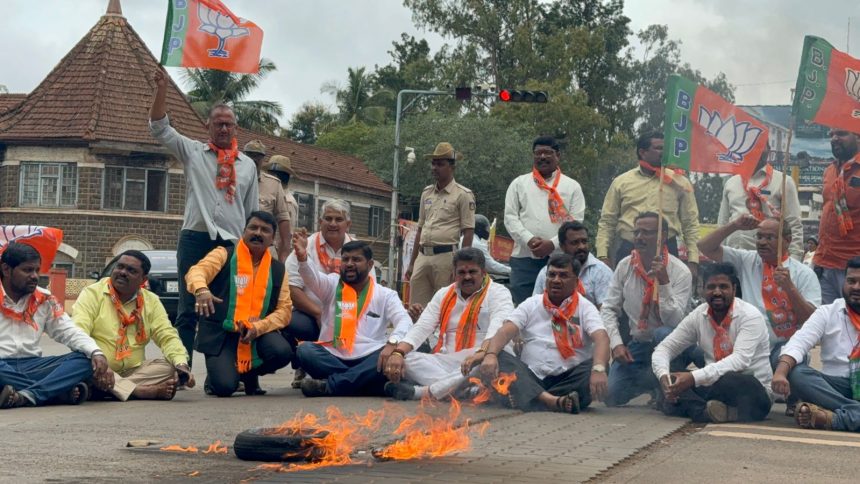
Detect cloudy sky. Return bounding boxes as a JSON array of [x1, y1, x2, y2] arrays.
[[2, 0, 859, 122]]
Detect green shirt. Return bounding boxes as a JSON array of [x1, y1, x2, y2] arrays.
[[73, 278, 188, 372]]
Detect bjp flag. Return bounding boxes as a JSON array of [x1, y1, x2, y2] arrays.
[[0, 226, 64, 273], [160, 0, 263, 74], [663, 75, 768, 184], [793, 35, 860, 133]]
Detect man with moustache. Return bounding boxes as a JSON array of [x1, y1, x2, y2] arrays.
[[469, 253, 610, 413], [406, 142, 476, 307], [653, 263, 773, 423], [532, 221, 613, 309], [505, 136, 586, 304], [814, 130, 860, 304], [601, 212, 693, 407], [698, 214, 821, 369], [186, 212, 293, 397], [382, 248, 514, 401], [596, 132, 700, 279], [773, 256, 860, 432], [74, 251, 193, 401], [0, 243, 109, 409], [293, 234, 412, 397], [150, 68, 259, 367]]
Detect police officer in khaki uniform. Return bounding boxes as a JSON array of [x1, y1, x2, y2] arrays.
[[263, 155, 299, 228], [243, 141, 293, 262], [406, 142, 476, 306]]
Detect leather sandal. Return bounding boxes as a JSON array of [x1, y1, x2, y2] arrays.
[[795, 402, 834, 430], [555, 391, 581, 414], [0, 385, 34, 409]]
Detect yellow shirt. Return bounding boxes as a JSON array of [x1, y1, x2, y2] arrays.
[[185, 246, 293, 334], [73, 278, 188, 373], [595, 167, 701, 263]]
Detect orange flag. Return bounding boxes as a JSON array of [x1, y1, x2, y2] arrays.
[[0, 226, 64, 273], [160, 0, 263, 74]]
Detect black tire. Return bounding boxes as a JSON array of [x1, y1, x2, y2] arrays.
[[233, 427, 328, 462]]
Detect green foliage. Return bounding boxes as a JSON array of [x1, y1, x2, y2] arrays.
[[285, 102, 337, 144], [182, 58, 282, 135], [693, 173, 725, 224]]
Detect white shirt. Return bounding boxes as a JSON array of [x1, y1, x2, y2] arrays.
[[507, 293, 606, 379], [532, 253, 614, 307], [721, 246, 822, 345], [652, 298, 773, 396], [403, 280, 513, 354], [781, 299, 860, 378], [503, 170, 586, 259], [1, 287, 101, 359], [718, 166, 804, 260], [600, 254, 692, 348], [462, 236, 510, 276], [286, 232, 374, 307], [298, 260, 409, 360]]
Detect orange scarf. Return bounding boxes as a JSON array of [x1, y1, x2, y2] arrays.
[[543, 290, 584, 359], [761, 253, 796, 339], [532, 167, 575, 223], [331, 278, 375, 354], [222, 239, 273, 374], [833, 159, 857, 237], [708, 304, 734, 361], [107, 280, 146, 361], [0, 284, 62, 330], [316, 234, 342, 273], [639, 162, 693, 192], [631, 246, 669, 331], [209, 138, 239, 204], [433, 276, 492, 353], [746, 164, 778, 221]]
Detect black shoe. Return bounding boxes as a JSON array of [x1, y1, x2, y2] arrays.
[[384, 381, 416, 401], [300, 378, 330, 397], [291, 368, 307, 389], [204, 377, 215, 396], [242, 375, 267, 396]]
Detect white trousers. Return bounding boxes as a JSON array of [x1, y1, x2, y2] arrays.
[[404, 349, 477, 399]]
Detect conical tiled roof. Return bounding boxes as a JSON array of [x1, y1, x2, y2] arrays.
[[0, 8, 207, 144]]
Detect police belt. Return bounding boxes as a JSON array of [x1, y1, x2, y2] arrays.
[[419, 244, 457, 256]]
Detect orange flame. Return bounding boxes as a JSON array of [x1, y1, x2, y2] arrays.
[[491, 372, 517, 395], [188, 471, 201, 477], [376, 398, 476, 460], [202, 440, 228, 454], [467, 377, 491, 404], [160, 445, 198, 453]]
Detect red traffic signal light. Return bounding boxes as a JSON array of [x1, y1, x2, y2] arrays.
[[498, 89, 548, 103]]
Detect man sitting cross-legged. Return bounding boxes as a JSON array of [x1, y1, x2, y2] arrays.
[[772, 256, 860, 432], [293, 232, 411, 397], [653, 263, 773, 423], [383, 247, 514, 400], [74, 250, 194, 401], [464, 253, 610, 413], [186, 211, 293, 397], [1, 242, 109, 409]]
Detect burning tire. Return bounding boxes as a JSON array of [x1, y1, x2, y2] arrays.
[[233, 427, 328, 462]]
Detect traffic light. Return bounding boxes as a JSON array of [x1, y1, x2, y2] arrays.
[[498, 89, 548, 103]]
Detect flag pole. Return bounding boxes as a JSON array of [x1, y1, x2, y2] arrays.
[[776, 119, 795, 264], [654, 166, 665, 302]]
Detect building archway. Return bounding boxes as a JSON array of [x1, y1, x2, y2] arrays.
[[111, 235, 154, 255]]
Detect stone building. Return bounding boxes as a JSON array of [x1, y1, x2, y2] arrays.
[[0, 0, 391, 278]]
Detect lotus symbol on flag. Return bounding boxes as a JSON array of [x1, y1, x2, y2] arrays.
[[697, 107, 764, 164], [845, 68, 860, 103], [197, 3, 250, 58]]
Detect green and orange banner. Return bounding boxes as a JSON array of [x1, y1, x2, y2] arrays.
[[793, 35, 860, 133], [663, 75, 767, 183], [160, 0, 263, 74]]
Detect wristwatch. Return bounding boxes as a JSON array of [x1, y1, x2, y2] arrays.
[[591, 364, 607, 373], [387, 336, 399, 345]]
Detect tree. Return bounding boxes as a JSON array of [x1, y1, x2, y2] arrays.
[[693, 173, 725, 224], [285, 102, 337, 144], [322, 67, 393, 125], [182, 58, 283, 135]]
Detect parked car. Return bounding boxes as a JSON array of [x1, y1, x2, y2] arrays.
[[99, 250, 179, 323]]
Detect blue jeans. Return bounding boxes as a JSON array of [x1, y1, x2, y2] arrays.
[[788, 364, 860, 432], [606, 326, 704, 407], [296, 343, 386, 396], [0, 353, 93, 405], [819, 267, 846, 305], [509, 256, 548, 305]]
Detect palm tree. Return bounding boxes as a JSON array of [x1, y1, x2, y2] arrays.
[[321, 67, 393, 125], [182, 58, 283, 135]]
